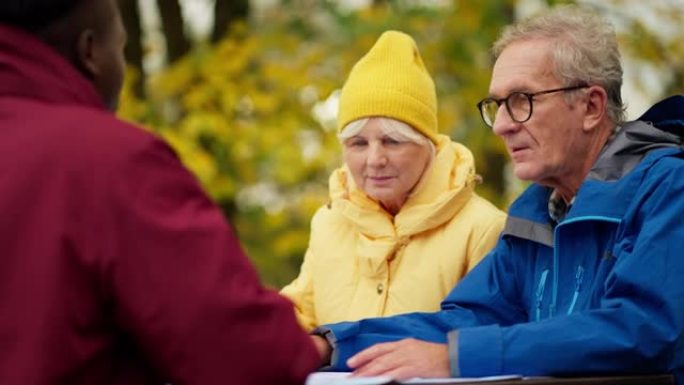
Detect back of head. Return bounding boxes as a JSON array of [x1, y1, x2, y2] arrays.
[[0, 0, 84, 33], [0, 0, 127, 111], [493, 5, 625, 124], [337, 30, 439, 144]]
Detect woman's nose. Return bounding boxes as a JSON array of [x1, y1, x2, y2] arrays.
[[367, 142, 388, 167]]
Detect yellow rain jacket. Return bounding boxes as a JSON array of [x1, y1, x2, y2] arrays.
[[281, 135, 506, 330]]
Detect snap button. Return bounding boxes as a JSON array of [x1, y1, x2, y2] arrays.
[[376, 283, 384, 295]]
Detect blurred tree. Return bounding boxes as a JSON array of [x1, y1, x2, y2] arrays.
[[118, 0, 251, 98], [119, 0, 144, 97], [156, 0, 190, 62], [212, 0, 249, 42]]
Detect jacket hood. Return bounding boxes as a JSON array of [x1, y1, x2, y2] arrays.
[[0, 24, 103, 109], [328, 134, 480, 275], [589, 95, 684, 181], [639, 94, 684, 133]]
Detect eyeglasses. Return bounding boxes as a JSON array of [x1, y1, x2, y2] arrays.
[[476, 84, 589, 127]]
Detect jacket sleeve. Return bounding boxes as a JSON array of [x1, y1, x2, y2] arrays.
[[319, 236, 528, 371], [280, 246, 318, 331], [102, 138, 320, 385], [456, 156, 684, 377]]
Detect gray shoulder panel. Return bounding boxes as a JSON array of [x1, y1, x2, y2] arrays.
[[502, 216, 554, 247]]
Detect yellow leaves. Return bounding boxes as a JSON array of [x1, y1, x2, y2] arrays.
[[150, 57, 195, 99], [249, 91, 280, 115], [210, 36, 257, 76], [182, 84, 217, 111], [272, 229, 310, 260], [179, 111, 231, 140], [117, 67, 147, 122], [206, 175, 237, 201], [160, 130, 218, 189], [272, 143, 305, 186]]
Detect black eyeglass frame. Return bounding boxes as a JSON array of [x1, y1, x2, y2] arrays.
[[476, 84, 589, 127]]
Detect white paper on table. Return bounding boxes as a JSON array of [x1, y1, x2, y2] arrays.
[[306, 372, 522, 385], [305, 372, 392, 385], [403, 375, 522, 383]]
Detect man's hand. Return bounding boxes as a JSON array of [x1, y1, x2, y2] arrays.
[[311, 335, 332, 366], [346, 338, 450, 380]]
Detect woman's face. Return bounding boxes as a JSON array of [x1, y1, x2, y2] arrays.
[[342, 119, 431, 214]]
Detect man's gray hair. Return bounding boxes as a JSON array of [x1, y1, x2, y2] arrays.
[[493, 5, 626, 124]]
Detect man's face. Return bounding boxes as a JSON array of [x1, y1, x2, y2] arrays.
[[488, 39, 587, 187]]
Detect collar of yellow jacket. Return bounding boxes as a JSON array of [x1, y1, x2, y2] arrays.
[[328, 134, 479, 277]]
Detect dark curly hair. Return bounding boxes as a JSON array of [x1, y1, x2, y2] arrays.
[[0, 0, 85, 31]]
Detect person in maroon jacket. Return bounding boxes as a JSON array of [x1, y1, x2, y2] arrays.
[[0, 0, 321, 384]]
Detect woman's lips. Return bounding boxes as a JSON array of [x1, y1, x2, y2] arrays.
[[368, 176, 394, 184]]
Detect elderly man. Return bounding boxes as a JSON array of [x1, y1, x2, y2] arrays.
[[0, 0, 319, 384], [312, 5, 684, 381]]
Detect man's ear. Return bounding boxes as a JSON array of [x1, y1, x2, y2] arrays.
[[75, 28, 97, 78], [582, 86, 608, 132]]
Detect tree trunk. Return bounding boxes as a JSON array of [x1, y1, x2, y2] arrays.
[[156, 0, 190, 63], [211, 0, 249, 43], [118, 0, 145, 98]]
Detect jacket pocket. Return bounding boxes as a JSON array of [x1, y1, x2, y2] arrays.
[[587, 250, 617, 305]]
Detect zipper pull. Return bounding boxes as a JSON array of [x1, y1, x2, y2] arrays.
[[567, 266, 584, 315], [575, 266, 584, 291], [535, 269, 549, 321]]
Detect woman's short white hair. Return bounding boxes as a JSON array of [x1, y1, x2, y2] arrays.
[[337, 117, 436, 158]]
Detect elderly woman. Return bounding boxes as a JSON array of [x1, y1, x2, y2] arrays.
[[281, 31, 505, 331]]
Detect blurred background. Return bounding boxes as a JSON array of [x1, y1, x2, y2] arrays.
[[116, 0, 684, 287]]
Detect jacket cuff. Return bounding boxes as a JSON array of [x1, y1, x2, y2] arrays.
[[313, 322, 360, 371], [457, 324, 503, 377]]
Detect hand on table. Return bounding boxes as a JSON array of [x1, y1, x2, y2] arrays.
[[347, 338, 450, 380]]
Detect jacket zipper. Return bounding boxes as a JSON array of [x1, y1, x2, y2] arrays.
[[567, 265, 584, 315], [535, 269, 549, 321]]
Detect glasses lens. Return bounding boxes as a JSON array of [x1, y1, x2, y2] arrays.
[[507, 92, 532, 123], [480, 99, 499, 127]]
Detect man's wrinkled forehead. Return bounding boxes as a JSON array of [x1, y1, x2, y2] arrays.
[[489, 39, 557, 97]]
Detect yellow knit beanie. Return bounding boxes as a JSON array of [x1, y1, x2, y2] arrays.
[[337, 30, 438, 143]]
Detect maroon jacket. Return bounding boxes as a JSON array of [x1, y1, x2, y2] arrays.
[[0, 24, 319, 385]]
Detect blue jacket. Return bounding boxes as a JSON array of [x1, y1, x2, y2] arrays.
[[320, 95, 684, 381]]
